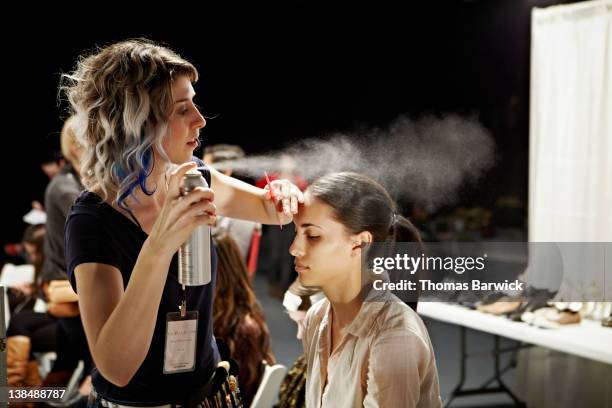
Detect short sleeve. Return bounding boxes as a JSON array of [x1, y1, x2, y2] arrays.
[[64, 211, 122, 292]]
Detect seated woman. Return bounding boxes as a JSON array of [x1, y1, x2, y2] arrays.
[[6, 229, 85, 390], [6, 224, 53, 387], [212, 230, 275, 406], [290, 172, 442, 408], [7, 224, 46, 313]]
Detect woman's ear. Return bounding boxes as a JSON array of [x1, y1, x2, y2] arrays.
[[351, 231, 373, 253]]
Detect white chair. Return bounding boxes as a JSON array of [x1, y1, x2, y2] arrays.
[[1, 264, 36, 324], [34, 351, 57, 379], [250, 362, 287, 408], [46, 360, 85, 407]]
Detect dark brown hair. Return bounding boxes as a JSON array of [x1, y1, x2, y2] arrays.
[[309, 172, 423, 310], [310, 172, 423, 243], [22, 224, 46, 291], [212, 231, 275, 405]]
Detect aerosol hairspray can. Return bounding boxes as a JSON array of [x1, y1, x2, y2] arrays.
[[178, 171, 211, 286]]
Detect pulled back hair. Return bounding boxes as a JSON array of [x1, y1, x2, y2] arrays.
[[309, 172, 423, 244], [309, 172, 424, 309], [212, 231, 275, 405], [60, 38, 198, 210]]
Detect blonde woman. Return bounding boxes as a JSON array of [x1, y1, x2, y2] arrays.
[[61, 39, 303, 406]]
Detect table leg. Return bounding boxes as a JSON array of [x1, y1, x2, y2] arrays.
[[444, 327, 526, 407]]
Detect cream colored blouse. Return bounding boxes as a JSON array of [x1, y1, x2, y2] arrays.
[[302, 291, 442, 408]]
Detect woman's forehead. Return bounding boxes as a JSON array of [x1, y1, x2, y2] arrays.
[[294, 192, 338, 228], [172, 76, 194, 99]]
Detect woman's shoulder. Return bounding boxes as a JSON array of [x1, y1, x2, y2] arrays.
[[71, 190, 108, 211], [66, 191, 121, 236], [376, 296, 431, 345]]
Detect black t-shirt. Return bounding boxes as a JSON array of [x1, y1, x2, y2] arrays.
[[65, 163, 219, 405]]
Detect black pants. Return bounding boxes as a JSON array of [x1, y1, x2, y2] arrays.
[[53, 316, 93, 373], [6, 310, 57, 357]]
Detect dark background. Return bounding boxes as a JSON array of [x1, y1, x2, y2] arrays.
[[1, 0, 578, 259]]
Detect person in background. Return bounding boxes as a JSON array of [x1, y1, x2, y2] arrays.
[[203, 144, 260, 261], [40, 115, 93, 398], [274, 281, 324, 408], [42, 116, 83, 284], [202, 144, 245, 177], [212, 230, 275, 406], [7, 224, 47, 313], [6, 224, 53, 388], [40, 151, 66, 181]]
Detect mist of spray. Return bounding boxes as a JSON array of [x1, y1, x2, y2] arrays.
[[213, 114, 496, 211]]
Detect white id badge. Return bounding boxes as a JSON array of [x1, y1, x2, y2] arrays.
[[163, 310, 198, 374]]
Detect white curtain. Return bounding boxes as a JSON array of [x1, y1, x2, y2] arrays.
[[519, 2, 612, 407], [529, 0, 612, 243]]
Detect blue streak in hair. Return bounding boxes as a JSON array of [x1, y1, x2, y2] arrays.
[[115, 147, 156, 214]]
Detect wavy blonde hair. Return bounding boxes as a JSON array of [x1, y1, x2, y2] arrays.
[[60, 38, 198, 209]]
